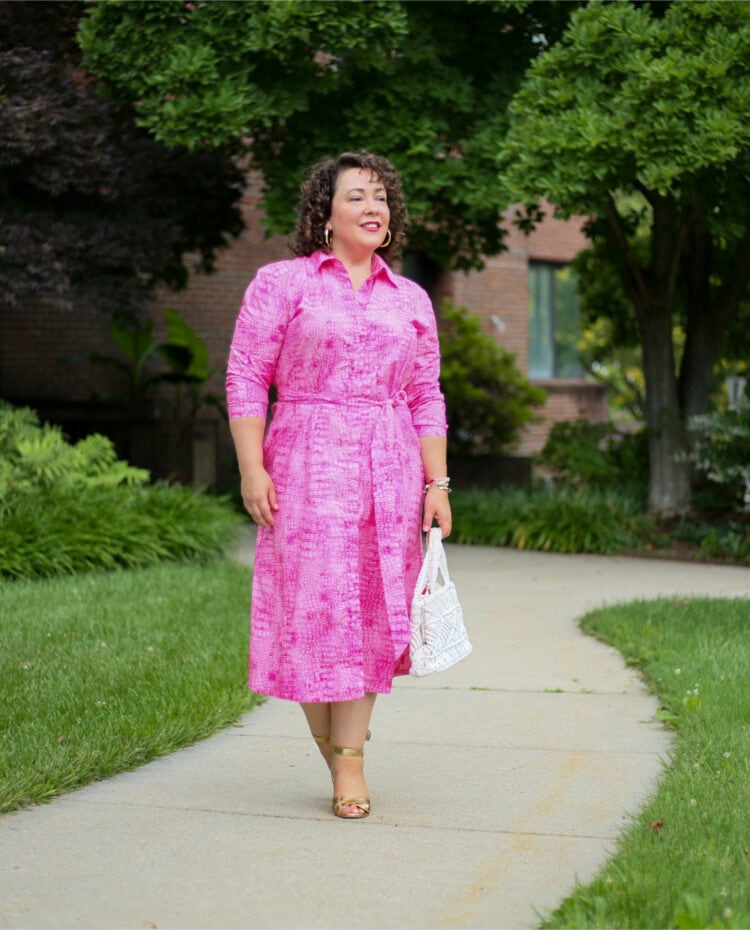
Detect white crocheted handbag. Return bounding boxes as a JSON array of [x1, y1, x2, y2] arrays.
[[409, 528, 472, 677]]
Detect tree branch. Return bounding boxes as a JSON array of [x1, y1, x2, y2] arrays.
[[633, 177, 655, 206], [602, 192, 650, 308], [649, 193, 693, 310]]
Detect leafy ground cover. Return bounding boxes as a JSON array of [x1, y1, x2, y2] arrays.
[[0, 560, 258, 813], [641, 513, 750, 566], [540, 597, 750, 930]]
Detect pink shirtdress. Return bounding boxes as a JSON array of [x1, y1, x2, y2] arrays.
[[225, 251, 447, 702]]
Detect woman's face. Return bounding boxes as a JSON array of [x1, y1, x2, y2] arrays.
[[325, 167, 390, 262]]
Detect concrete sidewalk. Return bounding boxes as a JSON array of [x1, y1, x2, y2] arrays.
[[1, 538, 748, 930]]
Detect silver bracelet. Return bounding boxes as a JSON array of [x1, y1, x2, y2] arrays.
[[424, 477, 451, 493]]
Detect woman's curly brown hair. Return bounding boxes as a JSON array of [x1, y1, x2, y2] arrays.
[[291, 151, 406, 265]]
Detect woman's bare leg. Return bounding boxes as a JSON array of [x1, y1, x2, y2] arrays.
[[330, 693, 376, 816], [300, 702, 333, 767]]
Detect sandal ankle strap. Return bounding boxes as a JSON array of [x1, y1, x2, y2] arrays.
[[332, 745, 364, 757], [312, 729, 370, 745]]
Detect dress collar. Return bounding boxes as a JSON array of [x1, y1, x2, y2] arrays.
[[310, 250, 398, 288]]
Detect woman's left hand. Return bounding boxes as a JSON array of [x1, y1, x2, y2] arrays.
[[422, 487, 452, 538]]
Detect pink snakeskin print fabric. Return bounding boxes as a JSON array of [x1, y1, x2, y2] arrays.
[[226, 251, 447, 702]]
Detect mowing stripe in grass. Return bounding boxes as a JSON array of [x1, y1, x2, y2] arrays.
[[0, 560, 259, 813]]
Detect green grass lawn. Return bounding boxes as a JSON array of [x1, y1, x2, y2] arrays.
[[540, 597, 750, 930], [0, 560, 259, 814]]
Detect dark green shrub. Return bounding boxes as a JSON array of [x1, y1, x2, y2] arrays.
[[538, 419, 648, 496], [671, 518, 750, 564], [686, 399, 750, 513], [439, 301, 546, 457], [696, 524, 750, 562]]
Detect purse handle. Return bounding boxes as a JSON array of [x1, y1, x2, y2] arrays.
[[419, 527, 450, 595]]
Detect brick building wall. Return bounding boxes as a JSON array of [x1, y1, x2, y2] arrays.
[[0, 298, 117, 406]]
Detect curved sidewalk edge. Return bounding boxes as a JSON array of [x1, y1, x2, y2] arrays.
[[0, 542, 747, 930]]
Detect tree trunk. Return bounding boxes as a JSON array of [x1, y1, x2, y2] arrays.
[[679, 221, 716, 418], [639, 306, 691, 516], [603, 194, 693, 516], [680, 311, 722, 420], [680, 219, 750, 418]]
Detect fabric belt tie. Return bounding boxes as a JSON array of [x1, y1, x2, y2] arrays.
[[276, 391, 407, 410]]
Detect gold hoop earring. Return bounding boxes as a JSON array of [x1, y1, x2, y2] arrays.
[[381, 229, 392, 249], [324, 228, 332, 249]]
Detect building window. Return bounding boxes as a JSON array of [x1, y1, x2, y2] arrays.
[[528, 262, 582, 379]]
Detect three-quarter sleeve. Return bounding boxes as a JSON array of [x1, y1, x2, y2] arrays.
[[225, 262, 293, 420], [404, 285, 448, 438]]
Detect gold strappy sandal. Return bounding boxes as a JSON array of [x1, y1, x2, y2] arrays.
[[331, 745, 370, 819]]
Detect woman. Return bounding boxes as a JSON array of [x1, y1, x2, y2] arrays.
[[226, 151, 451, 820]]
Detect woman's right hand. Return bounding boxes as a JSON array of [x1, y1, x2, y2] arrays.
[[240, 466, 279, 529]]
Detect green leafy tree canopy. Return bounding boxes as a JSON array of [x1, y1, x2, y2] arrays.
[[79, 0, 575, 271], [500, 1, 750, 210]]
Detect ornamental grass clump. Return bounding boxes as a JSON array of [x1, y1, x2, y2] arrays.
[[451, 487, 651, 554], [0, 484, 244, 579]]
